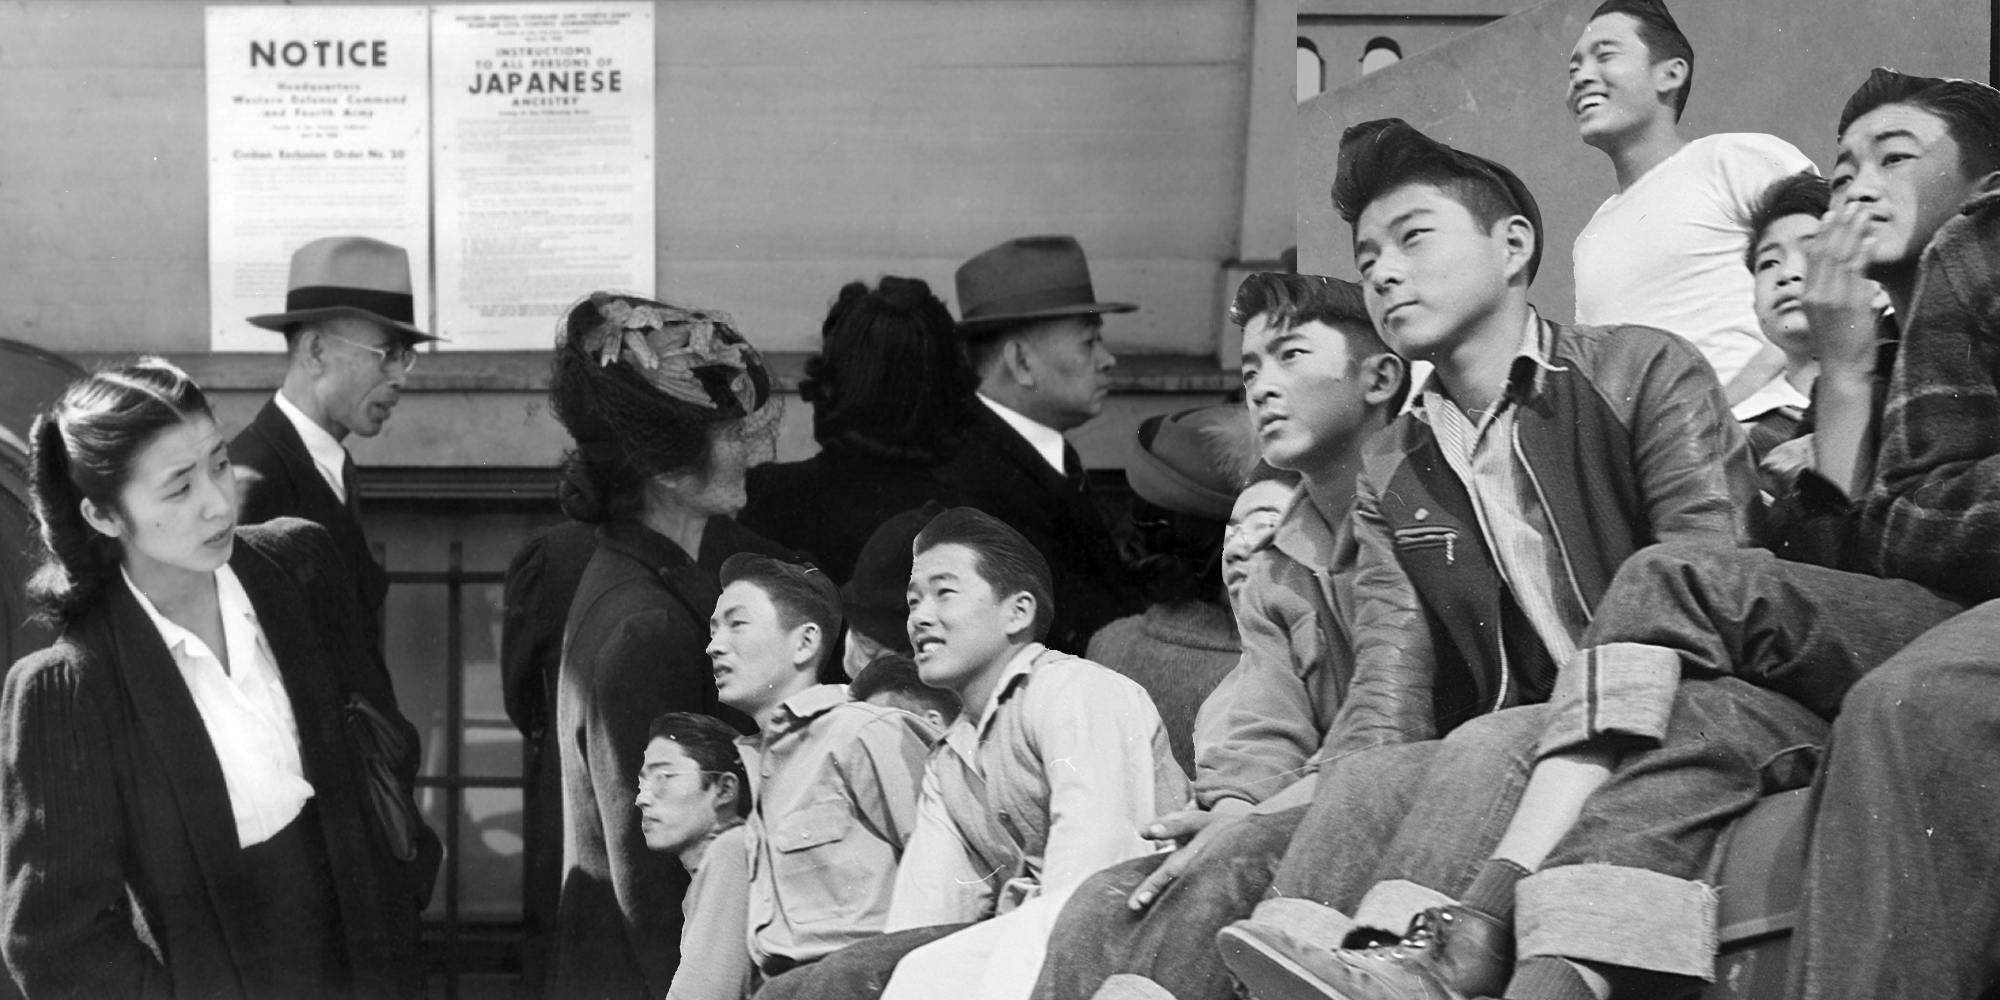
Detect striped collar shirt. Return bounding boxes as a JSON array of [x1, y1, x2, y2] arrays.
[[1412, 312, 1591, 675]]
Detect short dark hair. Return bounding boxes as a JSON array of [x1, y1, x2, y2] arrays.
[[912, 507, 1055, 643], [28, 358, 215, 624], [1839, 68, 2000, 180], [1229, 272, 1408, 413], [1743, 172, 1832, 272], [800, 277, 977, 464], [848, 652, 960, 724], [718, 554, 844, 679], [645, 712, 751, 819], [1332, 118, 1545, 283], [1591, 0, 1694, 121]]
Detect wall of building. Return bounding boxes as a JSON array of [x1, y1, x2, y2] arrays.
[[2, 0, 1286, 469], [1296, 0, 1990, 319]]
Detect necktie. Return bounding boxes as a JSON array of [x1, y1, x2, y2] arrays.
[[1062, 443, 1089, 495], [340, 451, 361, 517]]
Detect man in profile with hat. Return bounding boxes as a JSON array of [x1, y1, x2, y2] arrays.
[[231, 235, 438, 655], [936, 235, 1142, 654]]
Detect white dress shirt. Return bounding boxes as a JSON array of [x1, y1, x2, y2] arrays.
[[977, 394, 1068, 475], [273, 390, 351, 504], [123, 566, 315, 847]]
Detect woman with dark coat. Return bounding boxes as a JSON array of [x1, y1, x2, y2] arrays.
[[545, 292, 777, 1000], [1, 359, 429, 999], [739, 276, 975, 582]]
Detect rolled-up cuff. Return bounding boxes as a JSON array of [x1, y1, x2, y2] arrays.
[[1537, 643, 1682, 758], [1516, 864, 1718, 980], [1350, 879, 1457, 937]]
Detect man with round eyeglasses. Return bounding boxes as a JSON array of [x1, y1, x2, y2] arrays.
[[229, 234, 446, 914], [231, 235, 441, 657]]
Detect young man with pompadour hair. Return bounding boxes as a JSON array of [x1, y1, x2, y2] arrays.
[[1225, 71, 2000, 1000], [1210, 116, 1823, 1000], [1567, 0, 1816, 425], [754, 507, 1187, 1000]]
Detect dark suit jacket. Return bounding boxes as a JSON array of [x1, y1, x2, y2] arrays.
[[739, 452, 967, 584], [229, 400, 389, 653], [549, 520, 766, 1000], [0, 521, 428, 999], [933, 404, 1140, 653]]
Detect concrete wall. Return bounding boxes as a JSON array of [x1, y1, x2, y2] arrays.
[[1296, 0, 1990, 319], [1, 0, 1285, 469]]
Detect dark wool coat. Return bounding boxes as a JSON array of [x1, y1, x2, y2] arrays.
[[932, 404, 1141, 654], [0, 520, 429, 999], [228, 399, 390, 653], [739, 451, 967, 584], [549, 520, 754, 1000]]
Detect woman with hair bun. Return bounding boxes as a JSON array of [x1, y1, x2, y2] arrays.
[[545, 292, 776, 1000], [1, 358, 429, 999], [739, 276, 975, 582]]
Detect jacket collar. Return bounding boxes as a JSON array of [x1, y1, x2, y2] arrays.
[[1271, 483, 1351, 574], [770, 684, 850, 730], [596, 518, 700, 575], [1410, 310, 1565, 418], [977, 394, 1067, 474]]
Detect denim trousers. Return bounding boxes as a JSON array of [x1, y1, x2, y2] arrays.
[[1787, 599, 2000, 1000], [753, 923, 967, 1000], [1029, 725, 1534, 1000]]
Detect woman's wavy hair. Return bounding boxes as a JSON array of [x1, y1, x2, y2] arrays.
[[798, 277, 975, 465], [27, 358, 215, 624], [549, 292, 776, 524]]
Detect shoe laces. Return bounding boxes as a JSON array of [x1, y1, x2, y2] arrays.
[[1349, 907, 1449, 962]]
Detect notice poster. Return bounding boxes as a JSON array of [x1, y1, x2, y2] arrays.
[[433, 2, 655, 349], [206, 6, 431, 352]]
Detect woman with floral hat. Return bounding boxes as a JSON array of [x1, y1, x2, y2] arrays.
[[543, 292, 776, 1000]]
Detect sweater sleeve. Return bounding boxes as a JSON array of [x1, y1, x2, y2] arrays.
[[0, 655, 168, 998], [667, 825, 753, 1000]]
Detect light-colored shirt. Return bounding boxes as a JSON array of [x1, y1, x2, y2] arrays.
[[885, 645, 1189, 931], [273, 390, 350, 503], [667, 823, 753, 1000], [1573, 132, 1816, 419], [122, 566, 314, 847], [739, 685, 934, 967], [978, 393, 1068, 474], [1414, 313, 1591, 687]]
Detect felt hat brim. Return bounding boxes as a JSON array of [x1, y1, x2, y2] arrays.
[[246, 305, 440, 343]]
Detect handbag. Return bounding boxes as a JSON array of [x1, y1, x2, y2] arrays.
[[342, 691, 422, 863]]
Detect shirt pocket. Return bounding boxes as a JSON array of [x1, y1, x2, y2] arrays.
[[769, 799, 875, 926]]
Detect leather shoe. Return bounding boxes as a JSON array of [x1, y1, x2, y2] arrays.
[[1217, 904, 1512, 1000]]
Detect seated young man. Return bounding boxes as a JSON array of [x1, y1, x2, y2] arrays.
[[756, 507, 1188, 1000], [708, 554, 936, 979], [1029, 273, 1408, 1000], [1780, 69, 2000, 1000], [848, 651, 959, 731], [1222, 72, 2000, 1000], [636, 712, 754, 1000], [1040, 120, 1765, 1000], [1740, 172, 1834, 478]]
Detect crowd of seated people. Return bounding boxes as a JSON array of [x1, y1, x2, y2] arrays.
[[6, 2, 2000, 999]]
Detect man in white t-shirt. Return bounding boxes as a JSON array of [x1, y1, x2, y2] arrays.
[[1568, 0, 1816, 422]]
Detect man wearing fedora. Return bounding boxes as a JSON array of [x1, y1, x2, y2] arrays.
[[937, 235, 1142, 654], [231, 235, 438, 657]]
